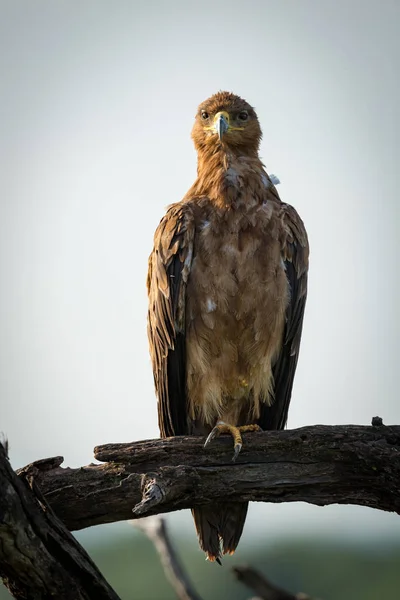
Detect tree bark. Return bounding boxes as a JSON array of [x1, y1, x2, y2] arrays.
[[0, 442, 120, 600], [18, 423, 400, 532]]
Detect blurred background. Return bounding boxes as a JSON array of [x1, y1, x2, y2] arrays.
[[1, 1, 399, 598]]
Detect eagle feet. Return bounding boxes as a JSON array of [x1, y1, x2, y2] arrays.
[[204, 422, 262, 461]]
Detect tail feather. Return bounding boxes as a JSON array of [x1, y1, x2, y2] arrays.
[[191, 502, 248, 562]]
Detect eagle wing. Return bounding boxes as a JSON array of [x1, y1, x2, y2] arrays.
[[147, 203, 195, 438], [259, 203, 309, 431]]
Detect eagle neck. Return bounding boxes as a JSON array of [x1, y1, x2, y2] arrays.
[[191, 145, 266, 209]]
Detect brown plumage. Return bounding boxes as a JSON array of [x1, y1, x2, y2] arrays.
[[147, 91, 309, 562]]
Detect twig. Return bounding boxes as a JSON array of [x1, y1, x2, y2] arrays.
[[132, 516, 317, 600], [133, 516, 202, 600], [233, 566, 315, 600]]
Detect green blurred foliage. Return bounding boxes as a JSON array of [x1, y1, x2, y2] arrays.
[[1, 531, 400, 599]]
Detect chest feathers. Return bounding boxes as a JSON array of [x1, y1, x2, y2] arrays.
[[183, 153, 289, 427]]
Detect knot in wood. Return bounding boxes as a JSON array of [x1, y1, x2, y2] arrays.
[[133, 473, 166, 515]]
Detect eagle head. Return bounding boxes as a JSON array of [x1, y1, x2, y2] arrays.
[[191, 91, 262, 154]]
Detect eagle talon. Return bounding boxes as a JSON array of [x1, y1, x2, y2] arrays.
[[204, 421, 244, 460], [232, 443, 242, 462], [204, 427, 221, 448], [205, 422, 263, 460]]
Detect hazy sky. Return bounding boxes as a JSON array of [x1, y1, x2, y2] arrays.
[[1, 0, 399, 541]]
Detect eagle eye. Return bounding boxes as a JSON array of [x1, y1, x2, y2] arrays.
[[201, 110, 209, 120], [238, 111, 248, 121]]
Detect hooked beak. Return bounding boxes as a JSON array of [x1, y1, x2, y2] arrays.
[[214, 111, 230, 140]]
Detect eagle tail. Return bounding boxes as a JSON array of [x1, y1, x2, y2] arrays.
[[191, 502, 248, 562]]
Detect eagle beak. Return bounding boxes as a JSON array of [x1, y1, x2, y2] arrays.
[[214, 111, 230, 140]]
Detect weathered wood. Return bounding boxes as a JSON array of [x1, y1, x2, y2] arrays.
[[0, 442, 120, 600], [21, 424, 400, 532], [2, 423, 399, 599]]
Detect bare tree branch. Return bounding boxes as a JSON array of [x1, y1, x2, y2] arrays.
[[233, 566, 315, 600], [0, 442, 120, 600], [132, 518, 318, 600], [1, 422, 397, 599], [133, 517, 202, 600], [21, 424, 400, 531]]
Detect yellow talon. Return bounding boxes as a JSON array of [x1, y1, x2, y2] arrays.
[[204, 421, 262, 461]]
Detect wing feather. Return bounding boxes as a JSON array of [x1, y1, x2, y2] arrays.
[[258, 203, 309, 431], [147, 203, 194, 438]]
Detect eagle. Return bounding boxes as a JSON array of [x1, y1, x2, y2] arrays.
[[147, 91, 309, 562]]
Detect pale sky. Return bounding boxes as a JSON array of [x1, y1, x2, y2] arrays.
[[1, 0, 399, 541]]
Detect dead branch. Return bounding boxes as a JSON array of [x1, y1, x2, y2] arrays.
[[233, 566, 315, 600], [2, 422, 398, 599], [133, 517, 318, 600], [20, 423, 400, 531], [133, 516, 202, 600], [0, 442, 120, 600]]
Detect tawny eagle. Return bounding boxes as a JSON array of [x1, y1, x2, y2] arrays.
[[147, 91, 309, 562]]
